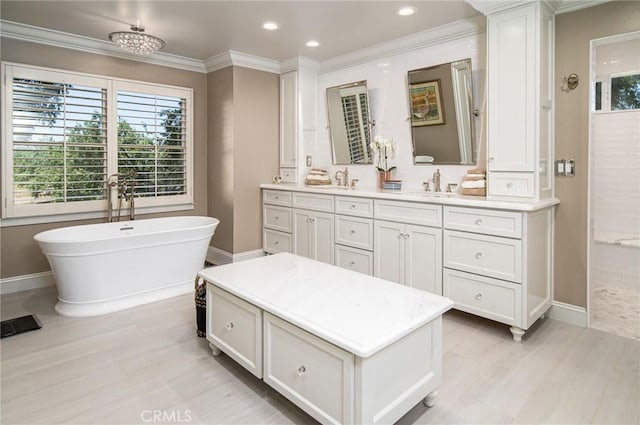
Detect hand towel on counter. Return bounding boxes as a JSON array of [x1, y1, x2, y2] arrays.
[[460, 168, 486, 196], [461, 179, 486, 189]]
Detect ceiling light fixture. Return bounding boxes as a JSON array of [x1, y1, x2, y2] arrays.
[[108, 24, 165, 56], [306, 40, 320, 47], [262, 21, 279, 30], [396, 6, 417, 16]]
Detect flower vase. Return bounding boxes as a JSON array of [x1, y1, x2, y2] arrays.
[[377, 170, 391, 188]]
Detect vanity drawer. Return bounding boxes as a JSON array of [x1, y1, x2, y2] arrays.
[[444, 206, 522, 238], [444, 230, 522, 283], [292, 192, 334, 213], [335, 215, 373, 251], [280, 168, 298, 183], [263, 189, 292, 207], [263, 229, 292, 254], [263, 312, 354, 425], [206, 285, 263, 378], [374, 199, 442, 227], [443, 268, 521, 326], [335, 196, 374, 218], [487, 172, 535, 199], [263, 205, 292, 233], [335, 245, 373, 276]]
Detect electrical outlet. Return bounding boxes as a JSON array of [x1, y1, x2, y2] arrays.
[[306, 155, 312, 167]]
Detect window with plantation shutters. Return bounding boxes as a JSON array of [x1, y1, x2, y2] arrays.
[[2, 63, 194, 220], [116, 90, 187, 199]]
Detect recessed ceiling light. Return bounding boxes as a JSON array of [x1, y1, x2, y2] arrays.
[[262, 22, 279, 30], [397, 6, 417, 16], [306, 40, 320, 47]]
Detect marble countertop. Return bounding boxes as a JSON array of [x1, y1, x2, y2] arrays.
[[199, 253, 454, 358], [260, 183, 560, 211]]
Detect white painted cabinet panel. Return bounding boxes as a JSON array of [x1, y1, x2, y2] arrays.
[[374, 220, 406, 285], [293, 209, 334, 265], [280, 71, 298, 168], [335, 245, 373, 276]]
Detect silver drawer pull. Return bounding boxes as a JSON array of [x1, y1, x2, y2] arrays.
[[475, 218, 483, 225], [398, 233, 404, 239], [274, 216, 279, 220], [225, 321, 234, 330], [349, 230, 356, 235], [274, 241, 279, 246], [475, 252, 483, 259], [350, 204, 356, 209], [274, 196, 279, 200], [475, 292, 483, 300], [404, 233, 410, 239], [297, 365, 306, 376], [349, 261, 355, 267], [506, 183, 513, 189]]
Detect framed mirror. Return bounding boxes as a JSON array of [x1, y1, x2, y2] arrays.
[[408, 59, 476, 165], [327, 80, 373, 165]]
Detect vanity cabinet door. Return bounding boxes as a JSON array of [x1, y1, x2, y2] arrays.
[[293, 209, 334, 265], [280, 71, 298, 168], [405, 224, 443, 295], [374, 220, 406, 285]]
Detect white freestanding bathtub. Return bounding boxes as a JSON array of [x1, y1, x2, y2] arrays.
[[34, 216, 219, 317]]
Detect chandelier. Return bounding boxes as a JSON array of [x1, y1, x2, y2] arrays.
[[108, 25, 165, 56]]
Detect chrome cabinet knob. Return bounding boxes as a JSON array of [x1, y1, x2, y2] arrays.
[[475, 292, 483, 300], [475, 218, 483, 225], [475, 252, 483, 259], [349, 261, 355, 267], [225, 321, 234, 330], [506, 183, 513, 189], [274, 241, 279, 246], [349, 230, 356, 235], [297, 365, 306, 376], [350, 204, 356, 209]]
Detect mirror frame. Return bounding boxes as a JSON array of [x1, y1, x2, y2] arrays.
[[326, 80, 374, 165], [408, 58, 476, 165]]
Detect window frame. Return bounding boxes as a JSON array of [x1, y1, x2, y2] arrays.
[[1, 62, 194, 223]]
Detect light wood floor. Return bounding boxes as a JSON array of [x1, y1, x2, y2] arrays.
[[2, 287, 639, 425]]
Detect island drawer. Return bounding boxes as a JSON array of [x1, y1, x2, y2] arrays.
[[263, 312, 354, 425], [443, 268, 521, 326], [263, 189, 292, 207], [292, 192, 334, 213], [263, 205, 292, 233], [335, 245, 373, 276], [335, 215, 373, 251], [374, 199, 442, 227], [335, 196, 374, 218], [444, 206, 522, 238], [444, 230, 522, 283], [263, 229, 292, 254], [206, 285, 263, 378]]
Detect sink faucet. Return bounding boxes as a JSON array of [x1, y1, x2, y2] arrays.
[[335, 167, 349, 187]]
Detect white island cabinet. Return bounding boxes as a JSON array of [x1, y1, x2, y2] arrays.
[[200, 253, 453, 425]]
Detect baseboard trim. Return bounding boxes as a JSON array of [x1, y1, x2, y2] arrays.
[[1, 271, 55, 295], [207, 246, 265, 266], [549, 301, 587, 328]]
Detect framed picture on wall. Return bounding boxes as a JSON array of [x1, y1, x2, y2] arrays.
[[409, 80, 445, 126]]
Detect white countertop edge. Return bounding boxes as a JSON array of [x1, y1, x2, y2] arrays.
[[204, 277, 453, 358], [260, 183, 560, 212]]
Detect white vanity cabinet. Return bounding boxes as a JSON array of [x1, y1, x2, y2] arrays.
[[292, 192, 334, 264], [262, 189, 293, 254], [442, 205, 552, 341], [374, 200, 443, 295], [334, 196, 374, 275], [485, 1, 554, 201]]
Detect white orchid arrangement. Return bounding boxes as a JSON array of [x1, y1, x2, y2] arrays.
[[370, 135, 397, 172]]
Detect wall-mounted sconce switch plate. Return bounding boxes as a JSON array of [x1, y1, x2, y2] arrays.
[[556, 159, 575, 177]]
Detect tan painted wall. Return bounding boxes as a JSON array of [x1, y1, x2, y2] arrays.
[[206, 66, 279, 255], [207, 67, 235, 253], [0, 38, 208, 278], [554, 1, 640, 307], [232, 67, 279, 253]]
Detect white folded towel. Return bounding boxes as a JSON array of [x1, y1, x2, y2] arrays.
[[465, 173, 486, 178], [461, 180, 486, 189]]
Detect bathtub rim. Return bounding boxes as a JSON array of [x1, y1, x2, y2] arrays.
[[34, 216, 219, 244]]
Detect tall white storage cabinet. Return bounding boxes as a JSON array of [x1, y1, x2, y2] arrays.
[[485, 1, 555, 202], [279, 71, 298, 181]]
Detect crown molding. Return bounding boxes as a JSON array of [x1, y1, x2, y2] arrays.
[[466, 0, 608, 15], [0, 20, 207, 73], [279, 56, 321, 74], [203, 50, 280, 74], [319, 15, 486, 74]]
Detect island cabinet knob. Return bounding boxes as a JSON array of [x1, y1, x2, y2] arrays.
[[297, 365, 307, 376], [349, 230, 356, 235], [475, 252, 483, 259], [475, 218, 483, 225], [274, 241, 279, 246], [225, 321, 234, 330], [350, 204, 356, 209], [506, 183, 513, 189], [349, 261, 356, 267], [475, 292, 483, 300]]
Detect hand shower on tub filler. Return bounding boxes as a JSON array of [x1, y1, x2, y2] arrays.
[[106, 170, 137, 222]]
